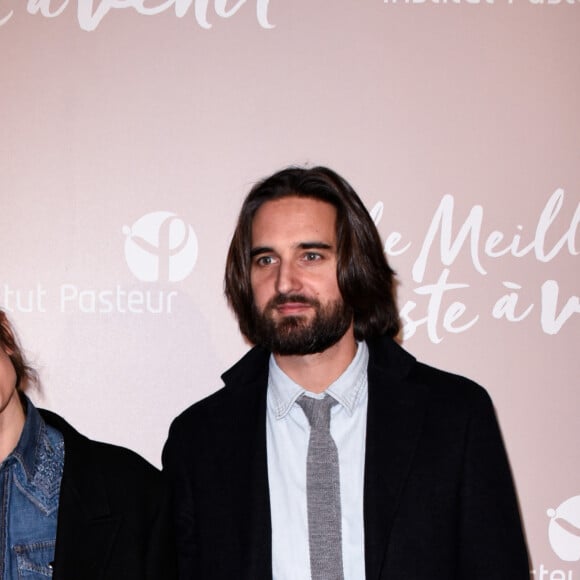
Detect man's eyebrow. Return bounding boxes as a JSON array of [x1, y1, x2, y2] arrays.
[[250, 242, 333, 258], [297, 242, 333, 250], [250, 246, 273, 258]]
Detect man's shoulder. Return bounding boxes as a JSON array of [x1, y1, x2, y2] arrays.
[[85, 438, 159, 479], [411, 357, 482, 389], [167, 384, 233, 435], [167, 345, 271, 436], [368, 335, 492, 409], [410, 359, 492, 409]]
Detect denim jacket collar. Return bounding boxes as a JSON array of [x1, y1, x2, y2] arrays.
[[9, 394, 63, 513], [9, 394, 44, 480]]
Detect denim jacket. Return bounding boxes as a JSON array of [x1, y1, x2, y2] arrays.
[[0, 395, 64, 579]]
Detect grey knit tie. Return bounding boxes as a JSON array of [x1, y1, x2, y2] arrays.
[[297, 394, 344, 580]]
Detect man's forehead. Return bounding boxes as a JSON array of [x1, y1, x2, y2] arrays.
[[254, 194, 335, 213], [250, 198, 337, 248], [251, 197, 336, 225]]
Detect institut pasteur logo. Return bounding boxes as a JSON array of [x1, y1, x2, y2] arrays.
[[548, 496, 580, 562], [123, 211, 198, 283]]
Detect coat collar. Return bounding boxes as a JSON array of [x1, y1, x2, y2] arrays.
[[221, 335, 416, 388], [221, 343, 270, 388]]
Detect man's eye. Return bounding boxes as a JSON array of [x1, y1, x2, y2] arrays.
[[256, 256, 274, 266], [304, 252, 321, 261]]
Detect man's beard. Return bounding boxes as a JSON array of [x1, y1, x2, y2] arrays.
[[251, 293, 352, 356]]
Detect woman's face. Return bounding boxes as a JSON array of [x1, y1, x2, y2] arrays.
[[0, 346, 19, 417]]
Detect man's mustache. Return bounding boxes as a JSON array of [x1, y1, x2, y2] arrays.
[[266, 294, 319, 310]]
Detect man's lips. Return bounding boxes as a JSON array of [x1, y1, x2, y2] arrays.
[[275, 302, 312, 315], [266, 294, 318, 316]]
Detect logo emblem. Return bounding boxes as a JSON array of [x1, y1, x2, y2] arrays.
[[123, 212, 198, 282], [547, 495, 580, 562]]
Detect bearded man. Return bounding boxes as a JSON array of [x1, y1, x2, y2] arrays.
[[163, 166, 529, 580]]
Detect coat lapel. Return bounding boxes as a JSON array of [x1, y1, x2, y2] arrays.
[[363, 338, 429, 580], [239, 376, 272, 580], [54, 467, 120, 580], [40, 411, 120, 580], [221, 347, 273, 580]]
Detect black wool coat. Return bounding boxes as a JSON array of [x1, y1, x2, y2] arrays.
[[163, 335, 529, 580]]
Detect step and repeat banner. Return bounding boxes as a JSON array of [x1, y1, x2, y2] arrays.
[[1, 1, 578, 575]]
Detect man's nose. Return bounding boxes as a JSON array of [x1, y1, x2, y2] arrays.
[[275, 260, 301, 295]]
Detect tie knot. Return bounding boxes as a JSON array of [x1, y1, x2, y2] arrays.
[[297, 394, 337, 430]]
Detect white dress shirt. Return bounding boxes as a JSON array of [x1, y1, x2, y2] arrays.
[[267, 341, 369, 580]]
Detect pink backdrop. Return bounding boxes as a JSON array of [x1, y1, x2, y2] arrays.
[[2, 1, 579, 575]]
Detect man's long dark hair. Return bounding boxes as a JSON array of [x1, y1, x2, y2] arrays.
[[225, 166, 400, 344]]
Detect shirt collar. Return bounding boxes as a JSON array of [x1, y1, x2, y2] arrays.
[[267, 341, 369, 420], [7, 393, 46, 482]]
